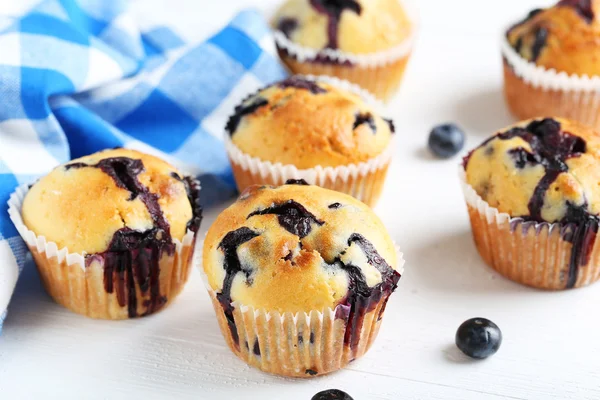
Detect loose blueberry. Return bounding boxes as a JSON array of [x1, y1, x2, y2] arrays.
[[455, 318, 502, 359], [428, 123, 466, 159], [312, 389, 354, 400]]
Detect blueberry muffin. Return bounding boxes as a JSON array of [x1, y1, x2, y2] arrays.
[[225, 75, 395, 207], [272, 0, 415, 101], [202, 180, 403, 377], [503, 0, 600, 129], [461, 117, 600, 289], [18, 148, 202, 319]]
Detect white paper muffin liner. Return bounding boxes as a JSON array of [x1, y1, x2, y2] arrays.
[[197, 240, 404, 377], [8, 183, 199, 319], [225, 75, 395, 207], [459, 167, 600, 290], [501, 35, 600, 129]]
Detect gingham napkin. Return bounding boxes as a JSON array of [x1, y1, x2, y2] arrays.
[[0, 0, 287, 333]]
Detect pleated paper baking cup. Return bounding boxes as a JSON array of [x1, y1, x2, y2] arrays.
[[273, 1, 418, 101], [459, 168, 600, 290], [8, 183, 199, 319], [225, 75, 394, 207], [197, 243, 405, 378], [501, 36, 600, 130]]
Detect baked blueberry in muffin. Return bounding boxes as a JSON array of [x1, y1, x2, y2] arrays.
[[503, 0, 600, 128], [202, 180, 403, 377], [462, 118, 600, 289], [20, 149, 202, 319], [272, 0, 415, 100], [225, 75, 395, 207]]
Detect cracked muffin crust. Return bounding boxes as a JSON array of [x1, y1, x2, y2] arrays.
[[202, 181, 401, 376], [272, 0, 412, 54], [507, 0, 600, 75], [203, 181, 400, 312], [227, 76, 394, 169], [462, 118, 600, 290], [21, 148, 202, 319]]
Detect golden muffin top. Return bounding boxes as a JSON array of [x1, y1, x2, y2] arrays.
[[507, 0, 600, 75], [226, 76, 394, 169], [464, 118, 600, 223], [202, 181, 401, 313], [272, 0, 412, 54], [22, 148, 201, 254]]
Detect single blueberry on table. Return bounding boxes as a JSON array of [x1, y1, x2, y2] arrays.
[[312, 389, 354, 400], [455, 317, 502, 359], [428, 123, 466, 159]]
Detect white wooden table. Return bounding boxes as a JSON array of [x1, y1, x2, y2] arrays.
[[3, 0, 599, 399]]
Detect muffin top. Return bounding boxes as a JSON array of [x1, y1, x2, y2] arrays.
[[226, 76, 394, 169], [464, 118, 600, 224], [506, 0, 600, 75], [272, 0, 412, 54], [22, 148, 201, 255], [202, 181, 401, 313]]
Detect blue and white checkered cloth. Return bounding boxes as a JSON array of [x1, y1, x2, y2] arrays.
[[0, 0, 287, 333]]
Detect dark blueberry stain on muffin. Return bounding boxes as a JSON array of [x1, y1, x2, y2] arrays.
[[277, 17, 298, 38], [247, 200, 325, 238], [508, 147, 537, 169], [253, 339, 261, 356], [278, 76, 327, 94], [507, 8, 544, 36], [514, 37, 523, 53], [353, 112, 376, 133], [383, 118, 395, 134], [305, 368, 318, 376], [527, 8, 544, 20], [98, 227, 170, 317], [377, 295, 391, 321], [64, 162, 88, 170], [216, 227, 261, 346], [225, 97, 269, 136], [531, 26, 549, 61], [465, 118, 597, 289], [328, 233, 400, 350], [66, 157, 201, 317], [328, 202, 342, 209], [310, 0, 362, 49], [506, 8, 549, 59], [558, 0, 594, 23], [170, 172, 203, 232], [283, 250, 294, 262], [516, 8, 544, 28], [285, 178, 310, 185], [310, 331, 315, 343], [276, 44, 355, 65]]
